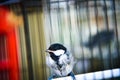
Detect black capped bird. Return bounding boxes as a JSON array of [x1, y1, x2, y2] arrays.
[[46, 43, 76, 80]]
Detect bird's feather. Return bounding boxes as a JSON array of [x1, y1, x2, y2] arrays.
[[46, 51, 75, 77]]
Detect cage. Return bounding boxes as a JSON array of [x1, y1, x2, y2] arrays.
[[0, 0, 120, 80]]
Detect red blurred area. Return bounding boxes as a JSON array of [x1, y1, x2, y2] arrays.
[[0, 6, 13, 34], [0, 6, 19, 80]]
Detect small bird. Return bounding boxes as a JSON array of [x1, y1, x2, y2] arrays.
[[46, 43, 76, 80]]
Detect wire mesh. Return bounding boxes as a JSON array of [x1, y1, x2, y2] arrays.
[[43, 0, 120, 80]]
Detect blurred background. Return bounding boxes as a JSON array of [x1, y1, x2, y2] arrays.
[[0, 0, 120, 80]]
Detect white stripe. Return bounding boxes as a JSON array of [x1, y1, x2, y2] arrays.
[[52, 68, 120, 80]]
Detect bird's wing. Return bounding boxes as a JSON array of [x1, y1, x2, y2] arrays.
[[59, 51, 75, 66], [46, 55, 63, 76], [46, 52, 76, 76], [58, 51, 76, 76], [46, 55, 56, 68]]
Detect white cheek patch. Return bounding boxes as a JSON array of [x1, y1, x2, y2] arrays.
[[53, 50, 65, 56]]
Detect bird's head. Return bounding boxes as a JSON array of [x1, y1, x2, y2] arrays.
[[46, 43, 67, 56]]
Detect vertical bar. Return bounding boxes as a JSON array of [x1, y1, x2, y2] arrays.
[[45, 0, 54, 78], [76, 1, 87, 80], [86, 0, 95, 79], [66, 0, 73, 51], [0, 36, 2, 80], [0, 35, 5, 61], [47, 0, 53, 43], [36, 7, 47, 80], [111, 0, 120, 74], [3, 36, 8, 80], [94, 0, 105, 79], [21, 5, 34, 80], [57, 1, 63, 43], [4, 36, 9, 80], [0, 36, 2, 61], [103, 0, 114, 80], [86, 0, 94, 71], [0, 35, 9, 80]]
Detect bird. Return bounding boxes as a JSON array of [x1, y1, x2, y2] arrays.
[[81, 30, 114, 49], [45, 43, 76, 80]]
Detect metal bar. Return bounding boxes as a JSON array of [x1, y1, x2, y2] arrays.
[[111, 0, 120, 74], [66, 0, 73, 51], [86, 0, 94, 71], [21, 5, 34, 80], [53, 68, 120, 80], [86, 0, 96, 79], [4, 34, 9, 80], [3, 36, 9, 80], [22, 1, 42, 7], [47, 0, 53, 43], [36, 7, 47, 80], [0, 35, 9, 80], [57, 1, 63, 42], [46, 0, 85, 4], [0, 0, 20, 5], [94, 0, 105, 79], [0, 35, 6, 61], [103, 0, 114, 80], [76, 1, 87, 80]]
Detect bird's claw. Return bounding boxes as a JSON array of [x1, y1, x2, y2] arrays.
[[69, 72, 76, 80]]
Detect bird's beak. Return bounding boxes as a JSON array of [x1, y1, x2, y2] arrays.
[[45, 50, 54, 53]]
